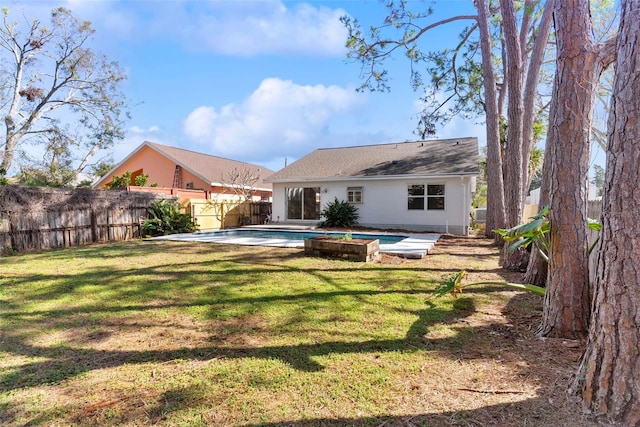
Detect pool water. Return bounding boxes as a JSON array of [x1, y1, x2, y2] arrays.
[[197, 229, 408, 244]]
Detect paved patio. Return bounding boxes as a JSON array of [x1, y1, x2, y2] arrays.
[[150, 228, 440, 259]]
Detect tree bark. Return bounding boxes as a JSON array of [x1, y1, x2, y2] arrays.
[[523, 152, 551, 286], [538, 0, 602, 339], [476, 0, 506, 239], [499, 0, 527, 269], [521, 0, 553, 200], [572, 1, 640, 423]]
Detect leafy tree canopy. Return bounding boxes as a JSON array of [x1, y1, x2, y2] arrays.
[[0, 7, 130, 176]]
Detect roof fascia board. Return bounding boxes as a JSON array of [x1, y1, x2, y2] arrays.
[[92, 142, 150, 188], [266, 173, 478, 184], [212, 182, 272, 192]]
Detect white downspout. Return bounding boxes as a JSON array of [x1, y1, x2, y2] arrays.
[[461, 177, 468, 235]]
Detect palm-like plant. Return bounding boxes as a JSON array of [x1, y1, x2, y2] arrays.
[[142, 200, 198, 237], [319, 197, 360, 228]]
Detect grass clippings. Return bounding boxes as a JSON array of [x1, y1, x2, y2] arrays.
[[0, 234, 595, 426]]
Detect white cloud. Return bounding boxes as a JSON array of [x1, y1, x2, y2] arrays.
[[183, 77, 366, 163], [66, 0, 349, 57], [181, 2, 349, 56], [130, 125, 160, 134], [60, 0, 136, 35]]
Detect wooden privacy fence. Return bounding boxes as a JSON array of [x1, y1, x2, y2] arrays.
[[0, 186, 175, 254]]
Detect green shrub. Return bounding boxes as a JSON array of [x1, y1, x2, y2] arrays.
[[106, 171, 132, 189], [319, 197, 360, 228], [107, 171, 150, 189], [134, 173, 149, 187], [0, 168, 9, 186], [142, 200, 198, 237]]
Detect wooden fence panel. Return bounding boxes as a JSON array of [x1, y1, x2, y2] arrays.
[[0, 186, 175, 255], [188, 200, 272, 231]]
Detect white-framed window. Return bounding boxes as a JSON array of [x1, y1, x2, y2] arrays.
[[408, 184, 425, 210], [427, 184, 445, 210], [408, 184, 445, 210], [347, 187, 363, 204], [285, 187, 321, 220]]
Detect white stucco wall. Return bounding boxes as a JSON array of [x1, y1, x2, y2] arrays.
[[271, 176, 475, 235]]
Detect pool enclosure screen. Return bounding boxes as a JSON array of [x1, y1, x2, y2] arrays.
[[286, 187, 320, 220]]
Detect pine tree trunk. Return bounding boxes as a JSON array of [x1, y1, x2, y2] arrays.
[[477, 0, 506, 240], [537, 0, 601, 339], [524, 138, 553, 286], [572, 1, 640, 422], [500, 0, 527, 269], [521, 0, 553, 203], [523, 247, 547, 287]]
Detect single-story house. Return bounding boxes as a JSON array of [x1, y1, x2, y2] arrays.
[[93, 141, 274, 202], [264, 137, 479, 235]]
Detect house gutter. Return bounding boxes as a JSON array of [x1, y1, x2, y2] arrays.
[[210, 182, 273, 192], [264, 172, 478, 184]]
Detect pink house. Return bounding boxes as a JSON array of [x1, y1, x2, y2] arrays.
[[93, 141, 274, 201]]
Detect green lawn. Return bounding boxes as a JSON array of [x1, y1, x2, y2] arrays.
[[0, 238, 594, 426]]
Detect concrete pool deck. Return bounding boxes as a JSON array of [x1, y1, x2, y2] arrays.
[[149, 227, 441, 259]]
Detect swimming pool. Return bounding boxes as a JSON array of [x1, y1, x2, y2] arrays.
[[150, 228, 441, 258], [198, 229, 408, 244]]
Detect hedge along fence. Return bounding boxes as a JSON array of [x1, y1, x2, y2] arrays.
[[0, 186, 176, 254]]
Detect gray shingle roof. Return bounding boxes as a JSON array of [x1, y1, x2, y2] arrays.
[[93, 141, 275, 190], [146, 142, 275, 190], [265, 137, 479, 183]]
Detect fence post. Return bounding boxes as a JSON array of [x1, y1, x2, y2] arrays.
[[91, 207, 98, 243], [8, 212, 17, 252]]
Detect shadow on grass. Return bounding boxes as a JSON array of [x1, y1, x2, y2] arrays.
[[1, 238, 590, 426], [0, 297, 476, 391], [248, 396, 567, 426], [0, 256, 505, 310]]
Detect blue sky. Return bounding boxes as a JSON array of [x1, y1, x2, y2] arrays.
[[8, 0, 490, 172]]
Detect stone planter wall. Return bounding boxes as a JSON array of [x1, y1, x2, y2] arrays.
[[304, 236, 380, 262]]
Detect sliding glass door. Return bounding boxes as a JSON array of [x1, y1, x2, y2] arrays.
[[286, 187, 320, 220]]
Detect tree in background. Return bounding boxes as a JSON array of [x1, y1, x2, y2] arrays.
[[587, 0, 619, 154], [527, 146, 544, 193], [91, 161, 114, 178], [16, 165, 76, 187], [342, 0, 554, 260], [472, 147, 488, 209], [221, 166, 262, 225], [572, 1, 640, 422], [222, 166, 261, 202], [0, 7, 130, 176], [591, 164, 605, 197], [15, 127, 76, 187]]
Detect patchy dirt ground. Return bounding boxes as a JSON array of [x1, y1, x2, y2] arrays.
[[372, 234, 597, 427]]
